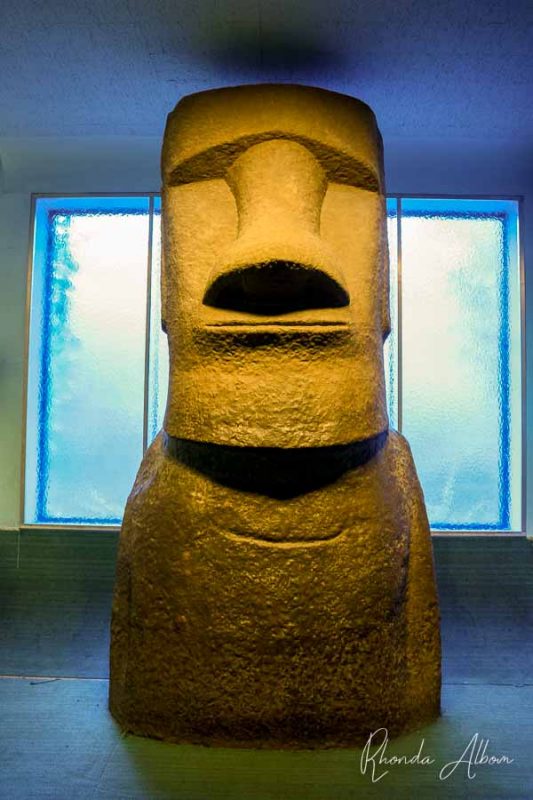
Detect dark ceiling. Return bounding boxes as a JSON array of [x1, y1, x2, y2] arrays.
[[0, 0, 532, 142]]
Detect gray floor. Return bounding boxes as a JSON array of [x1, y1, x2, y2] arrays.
[[1, 531, 532, 799]]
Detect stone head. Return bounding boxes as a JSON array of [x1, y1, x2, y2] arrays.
[[160, 84, 390, 448]]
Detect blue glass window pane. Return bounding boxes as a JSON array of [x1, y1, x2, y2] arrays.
[[384, 198, 398, 429], [25, 197, 150, 524], [400, 199, 521, 530], [147, 197, 169, 444]]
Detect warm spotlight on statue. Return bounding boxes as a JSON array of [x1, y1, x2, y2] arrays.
[[109, 84, 441, 747]]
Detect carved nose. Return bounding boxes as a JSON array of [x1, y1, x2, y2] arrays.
[[203, 139, 349, 315]]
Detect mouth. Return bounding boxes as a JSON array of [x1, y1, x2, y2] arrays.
[[203, 260, 350, 322]]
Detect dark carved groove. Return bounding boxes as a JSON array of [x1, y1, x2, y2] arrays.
[[164, 431, 388, 499]]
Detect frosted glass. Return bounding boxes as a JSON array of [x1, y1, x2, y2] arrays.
[[401, 199, 521, 530], [147, 197, 169, 444], [26, 198, 149, 524], [384, 199, 398, 429]]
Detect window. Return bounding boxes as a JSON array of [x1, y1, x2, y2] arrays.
[[24, 196, 167, 525], [386, 198, 522, 531], [23, 195, 523, 531]]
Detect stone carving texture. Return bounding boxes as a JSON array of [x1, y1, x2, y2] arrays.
[[109, 84, 441, 747]]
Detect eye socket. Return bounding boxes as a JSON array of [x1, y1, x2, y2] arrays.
[[203, 261, 349, 316]]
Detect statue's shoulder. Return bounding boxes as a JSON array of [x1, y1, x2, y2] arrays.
[[127, 431, 168, 501], [383, 428, 426, 503], [384, 427, 415, 464], [382, 429, 431, 539]]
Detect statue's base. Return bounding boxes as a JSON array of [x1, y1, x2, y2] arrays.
[[109, 703, 440, 750]]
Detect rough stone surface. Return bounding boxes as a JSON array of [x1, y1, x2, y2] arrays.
[[109, 84, 441, 748]]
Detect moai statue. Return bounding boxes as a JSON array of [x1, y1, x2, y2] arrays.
[[110, 84, 441, 747]]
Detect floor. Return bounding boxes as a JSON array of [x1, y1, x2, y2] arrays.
[[1, 530, 532, 799]]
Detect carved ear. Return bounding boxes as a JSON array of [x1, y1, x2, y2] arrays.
[[160, 209, 168, 333]]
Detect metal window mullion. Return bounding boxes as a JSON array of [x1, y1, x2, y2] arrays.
[[397, 197, 403, 433], [142, 196, 155, 453]]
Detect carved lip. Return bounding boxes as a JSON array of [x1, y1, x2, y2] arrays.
[[193, 322, 352, 349], [204, 320, 349, 329], [201, 307, 352, 331]]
